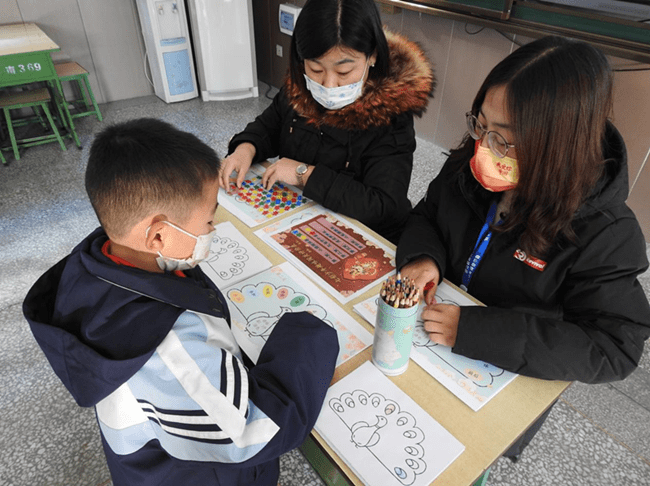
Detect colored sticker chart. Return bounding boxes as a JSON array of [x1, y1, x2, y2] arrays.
[[315, 362, 464, 486], [353, 282, 517, 411], [255, 207, 395, 304], [218, 165, 311, 227], [199, 221, 272, 288], [223, 262, 373, 367]]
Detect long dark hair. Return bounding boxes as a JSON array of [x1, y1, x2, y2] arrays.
[[289, 0, 389, 91], [463, 36, 613, 257]]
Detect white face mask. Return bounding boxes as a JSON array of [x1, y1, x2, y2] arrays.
[[303, 60, 368, 110], [150, 221, 215, 272]]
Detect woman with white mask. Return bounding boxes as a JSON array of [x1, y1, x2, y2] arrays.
[[219, 0, 434, 243]]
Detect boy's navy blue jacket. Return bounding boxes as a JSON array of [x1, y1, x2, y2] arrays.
[[23, 228, 339, 485]]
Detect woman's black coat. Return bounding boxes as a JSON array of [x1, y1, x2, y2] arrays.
[[397, 124, 650, 383], [228, 31, 435, 243]]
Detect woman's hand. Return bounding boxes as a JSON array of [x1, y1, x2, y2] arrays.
[[399, 256, 440, 305], [401, 257, 458, 345], [261, 158, 312, 190], [219, 143, 255, 194], [421, 304, 460, 347]]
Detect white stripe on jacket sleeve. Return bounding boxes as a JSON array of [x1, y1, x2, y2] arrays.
[[96, 382, 148, 429], [199, 312, 249, 416], [156, 330, 278, 448]]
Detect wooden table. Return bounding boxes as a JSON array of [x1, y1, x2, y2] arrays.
[[0, 22, 80, 147], [216, 204, 571, 486]]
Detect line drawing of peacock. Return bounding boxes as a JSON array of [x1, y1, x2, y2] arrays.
[[227, 281, 329, 341], [203, 234, 249, 281], [329, 390, 427, 485], [411, 294, 506, 389]]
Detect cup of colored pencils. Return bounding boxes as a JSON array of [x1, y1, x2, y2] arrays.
[[372, 273, 420, 376]]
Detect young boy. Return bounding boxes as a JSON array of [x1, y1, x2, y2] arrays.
[[22, 118, 339, 486]]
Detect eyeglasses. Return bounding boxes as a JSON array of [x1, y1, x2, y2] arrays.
[[465, 112, 515, 158]]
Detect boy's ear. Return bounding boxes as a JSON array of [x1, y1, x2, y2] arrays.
[[144, 216, 168, 252]]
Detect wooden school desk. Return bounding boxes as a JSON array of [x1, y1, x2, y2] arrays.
[[216, 203, 571, 486], [0, 22, 80, 147]]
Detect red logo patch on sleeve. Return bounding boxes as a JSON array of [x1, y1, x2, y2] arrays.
[[514, 249, 547, 272]]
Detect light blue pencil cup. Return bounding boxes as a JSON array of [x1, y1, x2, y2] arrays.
[[371, 297, 419, 376]]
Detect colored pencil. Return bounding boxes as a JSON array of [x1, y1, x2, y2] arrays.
[[379, 274, 420, 308]]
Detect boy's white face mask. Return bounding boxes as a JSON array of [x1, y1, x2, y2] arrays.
[[150, 221, 215, 272], [303, 60, 368, 110]]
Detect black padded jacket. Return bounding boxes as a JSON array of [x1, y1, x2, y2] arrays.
[[397, 124, 650, 383], [228, 30, 435, 243]]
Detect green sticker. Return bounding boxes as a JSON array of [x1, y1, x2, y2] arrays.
[[290, 295, 306, 307]]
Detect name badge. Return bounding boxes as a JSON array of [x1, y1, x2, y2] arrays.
[[514, 249, 547, 272]]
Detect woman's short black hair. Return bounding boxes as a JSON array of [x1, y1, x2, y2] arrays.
[[289, 0, 389, 89], [85, 118, 221, 239]]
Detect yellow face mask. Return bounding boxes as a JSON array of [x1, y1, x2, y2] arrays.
[[469, 140, 518, 192]]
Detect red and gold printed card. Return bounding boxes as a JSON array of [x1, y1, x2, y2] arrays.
[[256, 207, 395, 303]]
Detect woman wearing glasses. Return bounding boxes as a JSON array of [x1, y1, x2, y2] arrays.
[[397, 36, 650, 458]]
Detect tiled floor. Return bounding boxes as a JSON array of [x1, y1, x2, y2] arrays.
[[1, 83, 649, 486]]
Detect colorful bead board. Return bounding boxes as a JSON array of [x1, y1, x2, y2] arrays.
[[235, 178, 306, 218]]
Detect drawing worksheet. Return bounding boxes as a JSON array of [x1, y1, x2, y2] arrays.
[[315, 362, 464, 486], [199, 221, 272, 288], [218, 165, 311, 227], [223, 262, 372, 367], [353, 282, 517, 411], [255, 207, 395, 304]]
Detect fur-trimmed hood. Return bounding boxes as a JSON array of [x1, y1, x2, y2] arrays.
[[285, 29, 435, 131]]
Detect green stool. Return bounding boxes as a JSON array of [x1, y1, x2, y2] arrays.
[[54, 61, 103, 122], [0, 87, 67, 161]]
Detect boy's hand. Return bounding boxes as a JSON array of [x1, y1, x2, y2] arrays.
[[261, 158, 311, 190], [421, 303, 460, 347], [399, 257, 440, 305], [220, 143, 255, 193]]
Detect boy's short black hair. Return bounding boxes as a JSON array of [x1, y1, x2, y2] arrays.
[[85, 118, 221, 239]]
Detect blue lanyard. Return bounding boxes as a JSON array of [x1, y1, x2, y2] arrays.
[[461, 201, 498, 292]]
